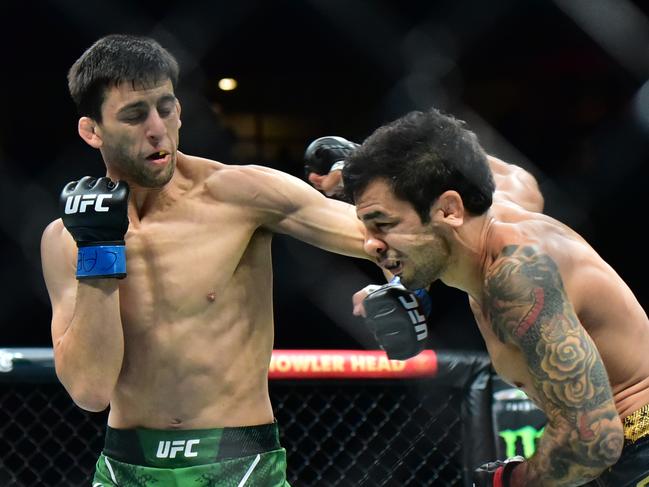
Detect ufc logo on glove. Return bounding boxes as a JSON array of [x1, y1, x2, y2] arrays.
[[59, 176, 130, 279], [363, 281, 430, 360], [397, 294, 428, 341], [64, 193, 113, 214]]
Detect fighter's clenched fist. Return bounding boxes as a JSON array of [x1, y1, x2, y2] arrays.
[[359, 279, 429, 361], [304, 136, 359, 199], [60, 176, 129, 279]]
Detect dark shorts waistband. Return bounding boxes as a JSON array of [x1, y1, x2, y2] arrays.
[[103, 422, 281, 468]]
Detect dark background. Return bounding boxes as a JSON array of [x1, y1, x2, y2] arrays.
[[1, 0, 648, 352]]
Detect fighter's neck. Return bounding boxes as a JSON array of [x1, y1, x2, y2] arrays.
[[128, 185, 176, 220], [125, 155, 192, 222], [439, 212, 495, 300]]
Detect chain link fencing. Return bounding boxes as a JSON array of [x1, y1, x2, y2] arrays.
[[0, 349, 496, 486]]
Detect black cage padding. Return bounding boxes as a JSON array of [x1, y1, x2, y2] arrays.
[[0, 349, 495, 486]]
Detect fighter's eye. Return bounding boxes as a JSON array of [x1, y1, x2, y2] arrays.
[[375, 222, 394, 231], [121, 112, 146, 123]]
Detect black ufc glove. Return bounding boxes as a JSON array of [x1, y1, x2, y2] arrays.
[[60, 176, 129, 279], [363, 280, 428, 360], [304, 136, 359, 176], [473, 457, 525, 487]]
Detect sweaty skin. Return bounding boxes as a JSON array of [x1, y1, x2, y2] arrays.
[[352, 155, 543, 313], [488, 155, 544, 213], [41, 81, 367, 429], [470, 203, 647, 486], [356, 176, 647, 486]]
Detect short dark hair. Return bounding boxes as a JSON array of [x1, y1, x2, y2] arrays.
[[343, 108, 495, 222], [67, 34, 179, 121]]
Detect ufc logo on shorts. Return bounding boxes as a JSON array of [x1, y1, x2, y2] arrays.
[[64, 194, 112, 214], [398, 295, 428, 341], [155, 439, 201, 459]]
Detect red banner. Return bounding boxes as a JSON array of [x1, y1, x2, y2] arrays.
[[269, 350, 437, 379]]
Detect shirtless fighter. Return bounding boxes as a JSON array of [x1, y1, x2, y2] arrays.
[[304, 135, 543, 344], [39, 34, 418, 486], [342, 108, 649, 487]]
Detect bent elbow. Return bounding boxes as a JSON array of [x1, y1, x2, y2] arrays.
[[56, 371, 112, 412], [588, 424, 624, 476], [600, 427, 624, 468], [54, 354, 114, 412], [67, 387, 111, 412]]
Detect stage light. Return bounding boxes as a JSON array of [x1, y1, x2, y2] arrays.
[[218, 78, 238, 91]]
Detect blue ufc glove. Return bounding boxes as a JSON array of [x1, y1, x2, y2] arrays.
[[60, 176, 129, 279], [363, 278, 429, 360], [390, 276, 433, 317]]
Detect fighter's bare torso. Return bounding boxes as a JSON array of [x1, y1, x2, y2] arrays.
[[115, 156, 277, 429], [471, 202, 649, 419], [46, 152, 366, 429]]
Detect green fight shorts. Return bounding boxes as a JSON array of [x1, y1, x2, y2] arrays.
[[92, 422, 290, 487]]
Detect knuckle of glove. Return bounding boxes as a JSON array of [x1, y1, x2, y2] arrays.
[[59, 176, 130, 245], [80, 175, 98, 189], [61, 180, 78, 195], [94, 176, 113, 191], [304, 136, 358, 175]]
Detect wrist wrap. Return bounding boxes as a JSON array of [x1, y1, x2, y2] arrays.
[[76, 244, 126, 279]]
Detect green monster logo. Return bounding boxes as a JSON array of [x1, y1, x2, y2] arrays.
[[499, 426, 544, 458]]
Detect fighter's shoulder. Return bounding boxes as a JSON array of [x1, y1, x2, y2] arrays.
[[176, 152, 226, 180], [488, 156, 544, 213], [204, 163, 271, 193], [485, 214, 589, 277], [204, 163, 309, 204], [205, 162, 282, 181], [487, 155, 530, 180], [485, 216, 550, 268], [177, 153, 250, 196]]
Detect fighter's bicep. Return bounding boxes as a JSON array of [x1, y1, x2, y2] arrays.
[[41, 221, 78, 340], [213, 165, 367, 257], [485, 245, 613, 414], [272, 196, 368, 258], [221, 164, 325, 223]]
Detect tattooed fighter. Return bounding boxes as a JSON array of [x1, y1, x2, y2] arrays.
[[344, 108, 649, 487]]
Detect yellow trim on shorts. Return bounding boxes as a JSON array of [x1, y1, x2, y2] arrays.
[[623, 403, 649, 443]]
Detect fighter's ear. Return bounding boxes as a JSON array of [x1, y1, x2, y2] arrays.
[[78, 117, 103, 149], [431, 190, 464, 227]]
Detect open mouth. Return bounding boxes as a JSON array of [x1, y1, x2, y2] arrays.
[[146, 150, 170, 164], [382, 260, 402, 275]]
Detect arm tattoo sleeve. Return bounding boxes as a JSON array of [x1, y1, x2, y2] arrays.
[[485, 245, 622, 485]]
